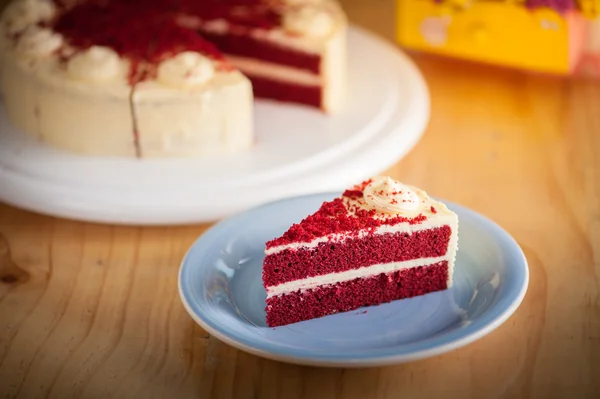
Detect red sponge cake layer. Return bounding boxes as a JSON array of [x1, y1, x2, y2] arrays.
[[265, 261, 449, 327], [263, 226, 452, 287], [199, 32, 322, 74], [246, 75, 322, 108]]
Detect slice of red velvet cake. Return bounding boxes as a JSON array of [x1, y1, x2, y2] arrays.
[[262, 176, 459, 327]]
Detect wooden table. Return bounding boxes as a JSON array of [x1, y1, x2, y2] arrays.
[[1, 1, 599, 398]]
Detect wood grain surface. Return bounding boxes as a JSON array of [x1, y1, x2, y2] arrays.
[[1, 1, 599, 398]]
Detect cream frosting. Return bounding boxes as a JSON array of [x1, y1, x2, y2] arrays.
[[157, 51, 215, 88], [15, 26, 62, 58], [363, 176, 423, 215], [0, 0, 56, 36], [283, 5, 334, 38], [1, 51, 137, 156], [66, 46, 122, 83], [320, 19, 346, 113], [132, 70, 254, 157], [266, 255, 451, 297], [348, 181, 442, 223]]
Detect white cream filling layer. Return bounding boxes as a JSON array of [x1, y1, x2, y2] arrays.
[[226, 54, 321, 86], [266, 255, 451, 298], [265, 215, 457, 255]]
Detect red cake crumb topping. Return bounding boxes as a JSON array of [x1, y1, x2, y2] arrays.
[[52, 0, 286, 83], [347, 179, 373, 193], [341, 189, 363, 199], [431, 206, 437, 214], [54, 2, 227, 82], [55, 4, 154, 60], [265, 197, 428, 249]]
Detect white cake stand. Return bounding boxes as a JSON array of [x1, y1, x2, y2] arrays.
[[0, 26, 430, 225]]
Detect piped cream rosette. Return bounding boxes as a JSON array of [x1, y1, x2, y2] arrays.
[[363, 176, 426, 216]]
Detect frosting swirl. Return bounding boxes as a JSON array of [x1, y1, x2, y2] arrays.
[[15, 26, 62, 58], [157, 51, 215, 88], [1, 0, 56, 36], [283, 5, 334, 38], [363, 176, 423, 215], [67, 46, 122, 82]]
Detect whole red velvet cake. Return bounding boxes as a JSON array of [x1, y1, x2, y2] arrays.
[[0, 0, 347, 158], [262, 176, 459, 327]]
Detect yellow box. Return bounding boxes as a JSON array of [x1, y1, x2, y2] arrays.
[[396, 1, 590, 74]]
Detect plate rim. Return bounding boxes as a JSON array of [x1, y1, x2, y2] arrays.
[[178, 192, 530, 367]]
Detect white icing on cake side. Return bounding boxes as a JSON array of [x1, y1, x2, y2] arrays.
[[131, 70, 253, 158], [282, 4, 334, 38], [1, 39, 136, 156]]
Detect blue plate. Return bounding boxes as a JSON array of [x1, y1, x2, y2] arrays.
[[179, 193, 529, 367]]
